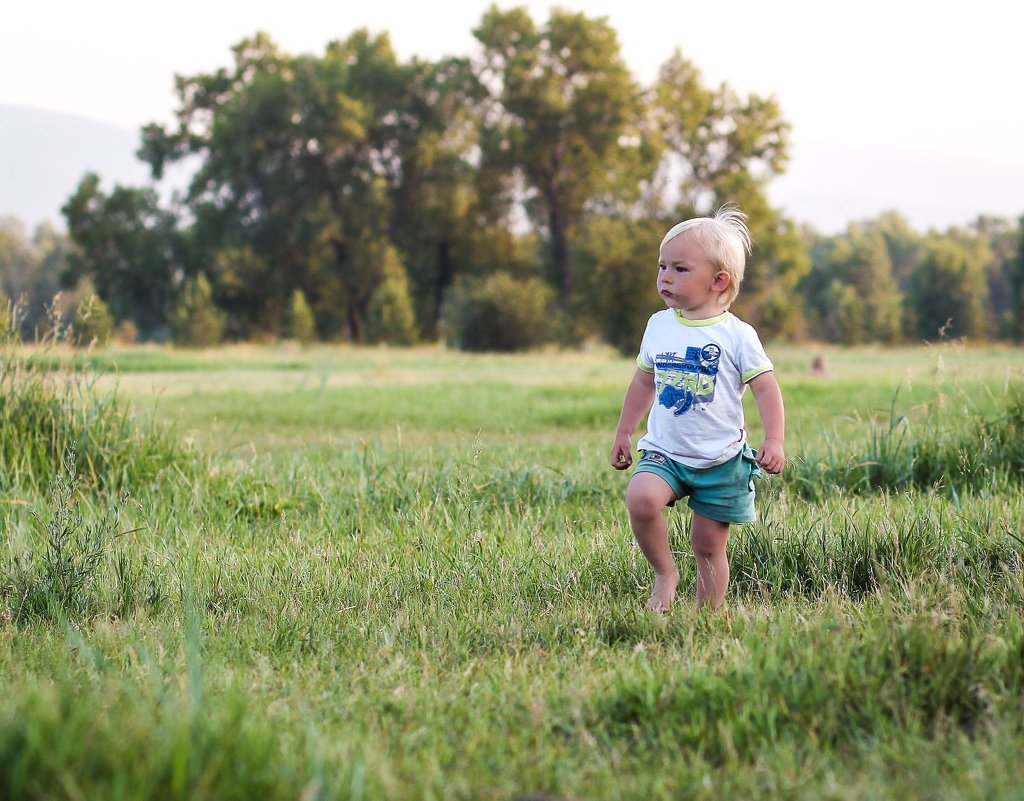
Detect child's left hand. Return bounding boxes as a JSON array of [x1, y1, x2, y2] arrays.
[[755, 438, 785, 474]]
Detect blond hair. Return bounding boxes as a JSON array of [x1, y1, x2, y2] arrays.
[[660, 205, 752, 309]]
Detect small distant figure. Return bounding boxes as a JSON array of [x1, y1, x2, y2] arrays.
[[609, 205, 786, 613], [809, 354, 831, 377]]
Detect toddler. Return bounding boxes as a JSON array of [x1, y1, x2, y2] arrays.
[[610, 205, 785, 611]]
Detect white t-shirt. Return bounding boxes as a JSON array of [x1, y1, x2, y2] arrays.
[[636, 309, 773, 468]]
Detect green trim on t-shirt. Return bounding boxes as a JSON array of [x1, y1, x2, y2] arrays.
[[674, 309, 730, 327], [741, 364, 773, 383], [637, 356, 654, 372]]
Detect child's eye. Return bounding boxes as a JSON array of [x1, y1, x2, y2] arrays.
[[675, 266, 687, 273], [658, 264, 666, 271]]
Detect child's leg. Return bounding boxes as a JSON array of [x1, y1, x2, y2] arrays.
[[626, 473, 680, 611], [689, 512, 731, 609]]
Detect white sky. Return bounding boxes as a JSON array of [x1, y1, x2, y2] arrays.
[[3, 0, 1023, 230]]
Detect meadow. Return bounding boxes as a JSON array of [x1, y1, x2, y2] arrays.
[[2, 339, 1023, 800]]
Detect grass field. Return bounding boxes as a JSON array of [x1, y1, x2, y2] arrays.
[[2, 341, 1024, 800]]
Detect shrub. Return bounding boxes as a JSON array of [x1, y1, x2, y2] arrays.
[[364, 246, 418, 345], [72, 293, 114, 347], [114, 319, 139, 344], [283, 289, 316, 344], [442, 272, 554, 352], [169, 273, 226, 347]]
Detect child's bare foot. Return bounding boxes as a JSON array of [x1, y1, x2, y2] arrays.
[[646, 569, 680, 612]]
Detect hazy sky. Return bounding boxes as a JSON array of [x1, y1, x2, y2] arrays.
[[3, 0, 1023, 231]]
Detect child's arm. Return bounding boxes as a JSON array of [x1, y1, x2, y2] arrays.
[[611, 368, 656, 469], [748, 371, 786, 474]]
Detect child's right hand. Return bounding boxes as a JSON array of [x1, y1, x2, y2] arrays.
[[610, 433, 633, 470]]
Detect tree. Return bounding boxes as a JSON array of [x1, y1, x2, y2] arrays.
[[61, 174, 179, 337], [862, 211, 922, 289], [571, 214, 665, 354], [72, 293, 114, 347], [383, 56, 502, 338], [283, 289, 316, 344], [474, 7, 642, 302], [831, 225, 903, 342], [650, 52, 789, 211], [1008, 216, 1024, 341], [906, 238, 989, 341], [821, 279, 866, 345], [363, 245, 418, 345], [139, 31, 400, 341], [964, 215, 1020, 338], [0, 217, 68, 337], [169, 273, 226, 347], [799, 218, 905, 343]]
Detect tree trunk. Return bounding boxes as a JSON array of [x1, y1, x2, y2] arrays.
[[548, 204, 570, 302], [433, 238, 452, 335]]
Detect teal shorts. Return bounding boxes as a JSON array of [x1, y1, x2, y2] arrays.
[[633, 445, 763, 524]]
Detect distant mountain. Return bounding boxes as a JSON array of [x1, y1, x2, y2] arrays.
[[2, 103, 1021, 235], [0, 104, 152, 229]]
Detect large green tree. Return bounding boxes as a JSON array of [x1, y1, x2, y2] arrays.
[[381, 55, 506, 337], [139, 31, 402, 340], [473, 6, 642, 302], [906, 238, 989, 341], [571, 214, 666, 354], [862, 211, 922, 289], [963, 215, 1020, 337], [831, 225, 903, 343], [800, 217, 907, 343], [61, 174, 180, 337]]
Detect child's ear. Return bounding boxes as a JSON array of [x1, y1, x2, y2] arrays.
[[713, 271, 731, 292]]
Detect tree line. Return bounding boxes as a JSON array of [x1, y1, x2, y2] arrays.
[[3, 6, 1023, 350]]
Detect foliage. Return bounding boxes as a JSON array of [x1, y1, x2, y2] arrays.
[[1001, 214, 1024, 341], [0, 301, 182, 493], [823, 278, 867, 344], [786, 387, 1024, 499], [169, 273, 226, 347], [363, 247, 418, 346], [802, 223, 902, 343], [906, 238, 989, 341], [1, 450, 134, 625], [474, 7, 643, 301], [570, 215, 664, 353], [138, 31, 426, 341], [0, 217, 68, 337], [2, 345, 1024, 798], [383, 56, 493, 339], [61, 174, 180, 338], [650, 52, 790, 208], [443, 272, 553, 352], [40, 15, 1023, 348], [282, 289, 316, 344], [73, 293, 114, 347]]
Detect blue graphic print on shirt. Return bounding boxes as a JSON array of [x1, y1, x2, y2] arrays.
[[655, 344, 721, 416]]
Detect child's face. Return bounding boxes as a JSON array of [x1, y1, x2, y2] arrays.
[[657, 232, 729, 318]]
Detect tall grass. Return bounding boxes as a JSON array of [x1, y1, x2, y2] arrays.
[[1, 447, 162, 626], [0, 299, 182, 492], [786, 386, 1024, 498], [2, 344, 1023, 800]]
